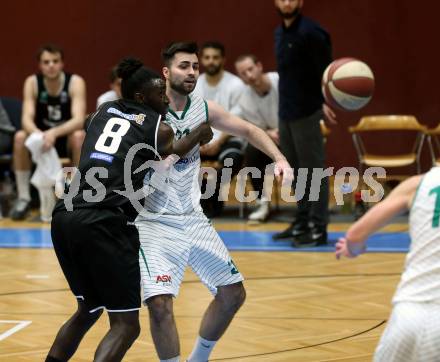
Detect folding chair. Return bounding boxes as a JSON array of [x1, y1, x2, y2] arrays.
[[427, 124, 440, 166], [349, 115, 427, 174]]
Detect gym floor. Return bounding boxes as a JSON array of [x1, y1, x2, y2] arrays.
[[0, 208, 408, 361]]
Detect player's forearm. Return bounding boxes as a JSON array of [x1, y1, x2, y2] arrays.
[[52, 117, 84, 137], [246, 126, 285, 162], [345, 200, 400, 244], [172, 133, 200, 157], [22, 116, 39, 134], [345, 213, 378, 245], [342, 210, 384, 257]]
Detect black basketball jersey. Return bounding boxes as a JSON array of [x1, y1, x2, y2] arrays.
[[36, 72, 72, 130], [54, 99, 161, 220]]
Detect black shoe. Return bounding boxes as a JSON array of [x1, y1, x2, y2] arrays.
[[292, 227, 328, 247], [272, 222, 309, 240], [9, 199, 31, 220]]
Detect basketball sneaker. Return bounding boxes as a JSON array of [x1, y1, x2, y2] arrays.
[[248, 199, 270, 224]]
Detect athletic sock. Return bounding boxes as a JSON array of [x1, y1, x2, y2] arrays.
[[38, 187, 56, 222], [15, 170, 31, 201], [160, 356, 180, 362], [187, 336, 217, 362]]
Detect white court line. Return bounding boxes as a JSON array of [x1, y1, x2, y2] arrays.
[[25, 275, 49, 279], [0, 320, 32, 341]]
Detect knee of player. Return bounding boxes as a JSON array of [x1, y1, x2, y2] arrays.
[[146, 295, 174, 323], [218, 282, 246, 311], [76, 304, 103, 325], [125, 319, 141, 340], [14, 130, 28, 147], [234, 283, 246, 309], [111, 314, 141, 340], [70, 130, 85, 150]]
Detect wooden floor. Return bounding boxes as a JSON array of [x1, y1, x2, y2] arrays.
[[0, 226, 405, 362]]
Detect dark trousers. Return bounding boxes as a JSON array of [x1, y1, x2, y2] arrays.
[[244, 143, 273, 198], [279, 110, 329, 228], [200, 138, 244, 215]]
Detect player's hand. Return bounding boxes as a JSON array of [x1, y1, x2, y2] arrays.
[[195, 123, 213, 146], [323, 103, 337, 125], [335, 237, 365, 259], [158, 154, 180, 172], [42, 129, 57, 152], [274, 158, 293, 186], [267, 128, 280, 145]]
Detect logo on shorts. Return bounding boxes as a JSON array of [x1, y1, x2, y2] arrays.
[[156, 274, 172, 285], [228, 260, 239, 275]]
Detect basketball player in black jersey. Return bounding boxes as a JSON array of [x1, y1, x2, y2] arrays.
[[46, 58, 174, 362], [10, 44, 86, 220]]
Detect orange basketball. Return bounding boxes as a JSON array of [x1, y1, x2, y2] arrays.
[[322, 58, 375, 111]]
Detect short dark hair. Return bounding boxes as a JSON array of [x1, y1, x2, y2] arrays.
[[162, 41, 198, 67], [37, 44, 64, 61], [116, 57, 161, 100], [235, 54, 260, 65], [200, 41, 225, 57]]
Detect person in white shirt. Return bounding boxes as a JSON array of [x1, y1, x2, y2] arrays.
[[235, 54, 279, 223], [96, 66, 121, 109], [336, 168, 440, 362], [194, 41, 246, 217]]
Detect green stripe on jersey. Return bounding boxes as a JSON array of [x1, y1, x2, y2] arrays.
[[204, 100, 209, 122], [168, 97, 192, 120], [140, 248, 151, 277]]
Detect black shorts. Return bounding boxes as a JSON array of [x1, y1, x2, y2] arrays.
[[51, 208, 141, 312], [54, 136, 68, 158]]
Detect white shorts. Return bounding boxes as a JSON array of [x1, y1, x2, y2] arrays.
[[136, 211, 244, 302], [374, 302, 440, 362]]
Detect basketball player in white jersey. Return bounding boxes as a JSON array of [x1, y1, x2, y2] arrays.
[[135, 42, 292, 362], [336, 167, 440, 361]]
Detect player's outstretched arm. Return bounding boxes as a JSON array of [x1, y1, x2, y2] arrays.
[[336, 175, 423, 259], [207, 100, 292, 181]]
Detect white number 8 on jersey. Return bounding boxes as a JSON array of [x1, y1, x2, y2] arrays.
[[95, 117, 131, 154]]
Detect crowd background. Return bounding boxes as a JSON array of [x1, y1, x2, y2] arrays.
[[1, 0, 439, 171]]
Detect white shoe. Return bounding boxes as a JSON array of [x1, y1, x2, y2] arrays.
[[248, 200, 270, 223]]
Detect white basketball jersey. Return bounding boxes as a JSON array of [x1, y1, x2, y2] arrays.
[[393, 167, 440, 304], [142, 94, 208, 215]]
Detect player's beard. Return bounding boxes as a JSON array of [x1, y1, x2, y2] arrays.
[[169, 77, 196, 96], [204, 63, 222, 76], [277, 6, 301, 19]]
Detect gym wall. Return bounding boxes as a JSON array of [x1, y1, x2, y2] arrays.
[[1, 0, 438, 170]]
